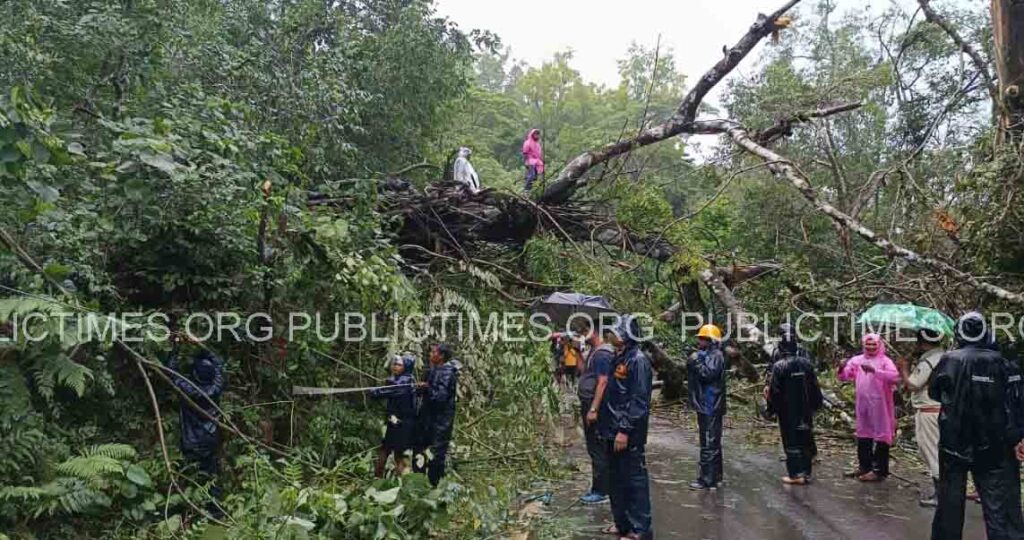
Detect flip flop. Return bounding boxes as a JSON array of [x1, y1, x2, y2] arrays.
[[601, 524, 619, 535]]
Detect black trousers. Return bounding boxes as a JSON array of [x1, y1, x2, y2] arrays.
[[581, 401, 610, 495], [697, 413, 724, 486], [932, 449, 1024, 540], [857, 437, 890, 476], [779, 422, 814, 479], [183, 447, 222, 500], [413, 438, 451, 486], [606, 441, 653, 539]]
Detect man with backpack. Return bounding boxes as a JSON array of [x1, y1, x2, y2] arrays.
[[577, 321, 615, 505]]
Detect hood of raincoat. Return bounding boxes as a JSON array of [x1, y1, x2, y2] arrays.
[[861, 333, 886, 358], [192, 350, 217, 384], [457, 147, 471, 159], [955, 311, 992, 348], [612, 315, 642, 351]]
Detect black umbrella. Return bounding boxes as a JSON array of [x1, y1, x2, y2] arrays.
[[531, 292, 615, 329]]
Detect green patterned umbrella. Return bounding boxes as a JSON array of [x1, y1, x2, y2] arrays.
[[856, 303, 955, 336]]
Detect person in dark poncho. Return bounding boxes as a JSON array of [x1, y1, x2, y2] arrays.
[[164, 333, 225, 506], [766, 323, 823, 485], [414, 343, 459, 486], [929, 312, 1024, 540], [599, 315, 654, 540], [370, 353, 417, 477]]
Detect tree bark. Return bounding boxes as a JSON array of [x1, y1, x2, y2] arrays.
[[992, 0, 1024, 134]]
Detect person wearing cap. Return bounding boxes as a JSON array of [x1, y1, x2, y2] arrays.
[[598, 316, 654, 540], [897, 328, 945, 506], [688, 324, 727, 490], [370, 353, 417, 477], [929, 312, 1024, 540], [766, 323, 823, 485]]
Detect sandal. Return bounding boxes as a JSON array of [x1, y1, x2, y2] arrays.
[[601, 524, 619, 535]]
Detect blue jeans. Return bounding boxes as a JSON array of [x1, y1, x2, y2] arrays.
[[523, 165, 539, 191], [606, 441, 652, 537]]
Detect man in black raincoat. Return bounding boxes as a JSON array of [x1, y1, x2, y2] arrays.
[[688, 324, 726, 490], [930, 312, 1024, 540], [165, 335, 225, 502], [415, 343, 459, 486], [370, 353, 417, 477], [766, 323, 823, 485], [599, 315, 654, 540]]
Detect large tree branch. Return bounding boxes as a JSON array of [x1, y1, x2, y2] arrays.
[[539, 0, 802, 204], [700, 119, 1024, 305]]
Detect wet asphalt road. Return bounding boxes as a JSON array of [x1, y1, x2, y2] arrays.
[[560, 415, 987, 540]]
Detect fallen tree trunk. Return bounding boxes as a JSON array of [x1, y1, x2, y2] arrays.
[[690, 120, 1024, 305], [539, 0, 802, 204]]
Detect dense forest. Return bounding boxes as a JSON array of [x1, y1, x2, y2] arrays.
[[1, 0, 1023, 538]]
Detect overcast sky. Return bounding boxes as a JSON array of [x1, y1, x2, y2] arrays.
[[433, 0, 974, 88]]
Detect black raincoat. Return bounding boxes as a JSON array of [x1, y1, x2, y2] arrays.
[[416, 360, 458, 485], [929, 312, 1024, 540], [166, 348, 224, 453], [768, 352, 823, 478], [602, 316, 654, 538], [370, 356, 417, 451]]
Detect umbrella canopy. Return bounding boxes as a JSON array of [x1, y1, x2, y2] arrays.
[[531, 292, 615, 329], [857, 303, 955, 336]]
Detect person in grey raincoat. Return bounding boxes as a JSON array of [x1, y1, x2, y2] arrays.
[[370, 353, 417, 477], [767, 324, 823, 484], [688, 324, 726, 490], [414, 343, 459, 486], [598, 315, 654, 540], [929, 312, 1024, 540], [453, 147, 481, 194]]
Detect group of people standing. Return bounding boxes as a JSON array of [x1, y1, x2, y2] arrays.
[[564, 310, 1024, 540], [369, 343, 460, 487]]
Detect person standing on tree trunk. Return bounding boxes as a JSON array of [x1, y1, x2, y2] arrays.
[[414, 343, 458, 486], [766, 323, 823, 485], [577, 321, 615, 505], [688, 324, 726, 491], [929, 312, 1024, 540], [897, 328, 945, 507], [452, 146, 481, 194], [369, 353, 417, 478], [599, 315, 653, 540], [521, 128, 544, 192], [837, 333, 900, 482]]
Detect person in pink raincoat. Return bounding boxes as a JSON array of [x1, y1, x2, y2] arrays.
[[522, 128, 544, 192], [837, 333, 901, 482]]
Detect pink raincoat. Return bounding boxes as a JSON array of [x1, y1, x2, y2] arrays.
[[837, 334, 901, 444], [522, 129, 544, 174]]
